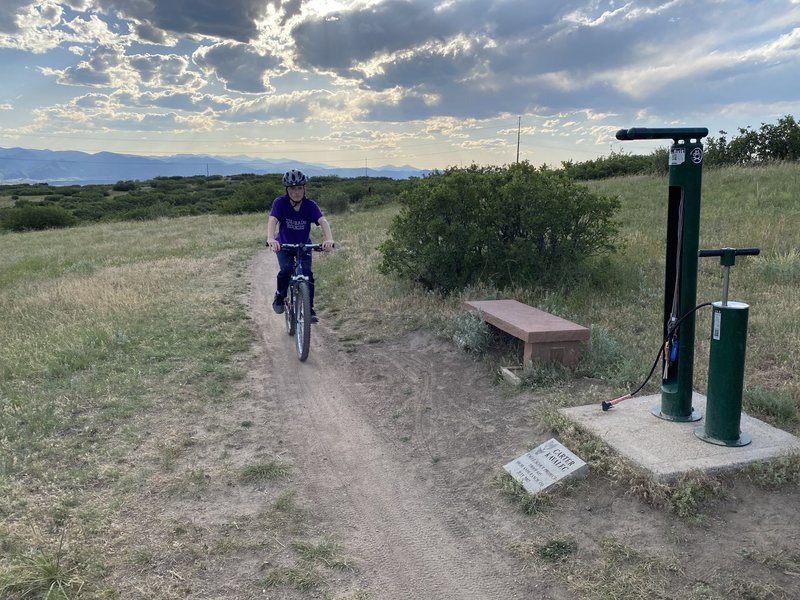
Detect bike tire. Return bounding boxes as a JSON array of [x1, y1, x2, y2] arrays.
[[295, 281, 312, 361], [284, 286, 295, 336]]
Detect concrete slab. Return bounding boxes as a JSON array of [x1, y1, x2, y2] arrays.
[[560, 392, 800, 481]]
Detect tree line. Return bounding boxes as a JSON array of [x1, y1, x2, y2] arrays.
[[562, 114, 800, 180], [0, 174, 400, 232]]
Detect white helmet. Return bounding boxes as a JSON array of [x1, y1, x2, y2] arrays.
[[283, 169, 308, 187]]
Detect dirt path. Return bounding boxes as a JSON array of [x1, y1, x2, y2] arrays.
[[249, 251, 549, 598]]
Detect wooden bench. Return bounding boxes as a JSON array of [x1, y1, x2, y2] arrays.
[[464, 299, 590, 367]]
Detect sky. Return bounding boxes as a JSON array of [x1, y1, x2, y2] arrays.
[[0, 0, 799, 171]]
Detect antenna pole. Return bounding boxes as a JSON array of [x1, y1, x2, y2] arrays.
[[516, 117, 521, 163]]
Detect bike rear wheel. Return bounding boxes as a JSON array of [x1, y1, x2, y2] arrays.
[[295, 281, 312, 361], [284, 286, 295, 336]]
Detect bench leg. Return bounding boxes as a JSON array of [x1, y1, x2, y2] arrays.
[[524, 341, 582, 368]]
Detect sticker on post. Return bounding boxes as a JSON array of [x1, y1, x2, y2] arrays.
[[713, 309, 721, 340], [503, 438, 588, 495], [669, 147, 685, 165]]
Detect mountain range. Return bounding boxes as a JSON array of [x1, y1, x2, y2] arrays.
[[0, 147, 428, 185]]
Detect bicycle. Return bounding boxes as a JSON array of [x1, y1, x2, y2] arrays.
[[279, 243, 327, 362]]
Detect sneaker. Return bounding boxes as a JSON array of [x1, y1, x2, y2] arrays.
[[272, 293, 285, 314], [310, 308, 319, 324]]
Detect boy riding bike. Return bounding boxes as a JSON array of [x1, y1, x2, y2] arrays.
[[267, 169, 335, 323]]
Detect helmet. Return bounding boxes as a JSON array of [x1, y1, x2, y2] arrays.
[[282, 169, 307, 187]]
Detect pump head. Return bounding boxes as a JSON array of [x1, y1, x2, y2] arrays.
[[615, 127, 709, 142]]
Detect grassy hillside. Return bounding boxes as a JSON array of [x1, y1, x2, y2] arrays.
[[0, 162, 798, 597], [318, 162, 799, 424]]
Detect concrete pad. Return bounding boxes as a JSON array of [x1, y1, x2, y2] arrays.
[[560, 392, 800, 481]]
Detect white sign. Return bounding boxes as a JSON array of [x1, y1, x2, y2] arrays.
[[503, 438, 588, 494], [669, 147, 686, 165]]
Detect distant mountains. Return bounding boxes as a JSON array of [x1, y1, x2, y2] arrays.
[[0, 147, 428, 185]]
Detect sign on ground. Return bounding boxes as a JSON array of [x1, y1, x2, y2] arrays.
[[503, 438, 588, 494]]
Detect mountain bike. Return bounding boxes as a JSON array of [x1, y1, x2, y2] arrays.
[[280, 243, 326, 362]]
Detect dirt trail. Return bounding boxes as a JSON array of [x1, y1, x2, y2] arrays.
[[249, 251, 548, 598]]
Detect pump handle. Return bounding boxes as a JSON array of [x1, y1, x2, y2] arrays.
[[698, 248, 760, 258], [615, 127, 709, 142]]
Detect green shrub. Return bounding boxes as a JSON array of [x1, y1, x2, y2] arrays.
[[561, 150, 661, 180], [379, 163, 620, 293], [217, 181, 280, 214], [450, 310, 497, 354], [0, 205, 77, 231], [112, 180, 137, 191], [317, 190, 349, 214]]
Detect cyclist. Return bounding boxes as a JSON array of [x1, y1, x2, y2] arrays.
[[267, 169, 335, 323]]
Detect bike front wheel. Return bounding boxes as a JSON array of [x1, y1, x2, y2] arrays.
[[295, 280, 312, 361]]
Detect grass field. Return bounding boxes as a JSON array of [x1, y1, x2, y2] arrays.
[[0, 215, 266, 597], [1, 162, 798, 597]]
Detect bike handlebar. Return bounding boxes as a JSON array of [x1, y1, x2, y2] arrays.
[[279, 243, 334, 251]]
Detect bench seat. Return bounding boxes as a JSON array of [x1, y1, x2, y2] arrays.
[[464, 299, 590, 367]]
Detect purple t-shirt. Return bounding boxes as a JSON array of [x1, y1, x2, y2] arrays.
[[270, 195, 324, 244]]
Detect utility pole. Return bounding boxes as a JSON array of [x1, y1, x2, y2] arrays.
[[365, 158, 368, 178], [516, 116, 521, 163]]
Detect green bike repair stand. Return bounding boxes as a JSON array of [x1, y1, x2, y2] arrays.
[[616, 127, 708, 422], [695, 248, 760, 447]]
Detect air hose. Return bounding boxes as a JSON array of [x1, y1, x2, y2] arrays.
[[600, 302, 712, 411]]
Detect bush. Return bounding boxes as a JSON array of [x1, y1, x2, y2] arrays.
[[562, 150, 659, 180], [450, 310, 497, 354], [217, 181, 280, 214], [317, 190, 349, 215], [379, 163, 621, 293], [0, 205, 77, 231], [112, 180, 137, 191]]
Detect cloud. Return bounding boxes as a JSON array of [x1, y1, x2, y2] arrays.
[[286, 0, 800, 125], [193, 42, 283, 93], [129, 53, 202, 89], [40, 43, 125, 87], [116, 90, 232, 112], [221, 89, 332, 122], [95, 0, 275, 42], [131, 21, 177, 46], [291, 0, 461, 73], [0, 0, 36, 35], [39, 44, 206, 93]]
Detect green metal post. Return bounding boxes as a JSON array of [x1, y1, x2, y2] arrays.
[[656, 137, 705, 422], [615, 127, 708, 422]]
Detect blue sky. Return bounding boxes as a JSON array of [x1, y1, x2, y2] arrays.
[[1, 0, 798, 170]]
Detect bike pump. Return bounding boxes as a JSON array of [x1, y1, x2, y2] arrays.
[[695, 247, 760, 446], [616, 127, 708, 421]]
